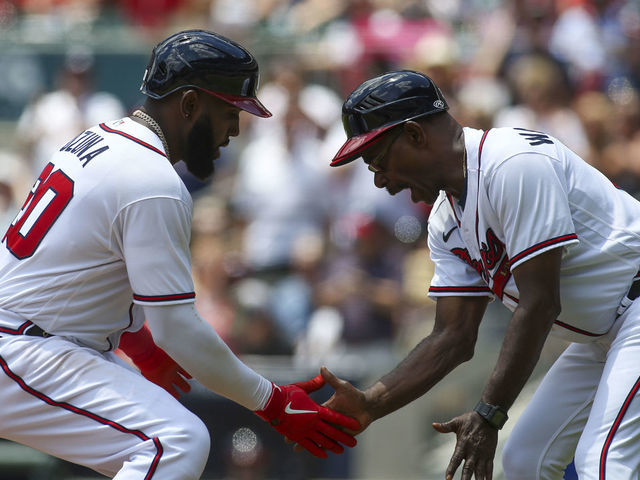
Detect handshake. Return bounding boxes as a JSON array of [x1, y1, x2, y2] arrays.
[[119, 324, 364, 459], [255, 370, 362, 458]]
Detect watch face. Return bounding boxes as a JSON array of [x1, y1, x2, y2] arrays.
[[492, 409, 507, 427], [474, 401, 508, 429]]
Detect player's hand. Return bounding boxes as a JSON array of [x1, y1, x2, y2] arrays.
[[134, 348, 192, 399], [255, 374, 361, 458], [321, 366, 373, 434], [432, 411, 498, 480]]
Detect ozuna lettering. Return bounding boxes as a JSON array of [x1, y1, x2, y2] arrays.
[[60, 131, 109, 167]]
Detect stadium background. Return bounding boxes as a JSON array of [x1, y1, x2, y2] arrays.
[[0, 0, 638, 478]]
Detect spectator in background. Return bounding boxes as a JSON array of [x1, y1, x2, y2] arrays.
[[405, 30, 461, 114], [268, 231, 326, 350], [232, 277, 293, 356], [455, 75, 511, 130], [231, 63, 336, 274], [15, 48, 125, 175], [494, 52, 590, 157], [600, 85, 640, 196], [548, 0, 608, 91], [315, 215, 405, 348], [190, 194, 238, 347], [14, 0, 102, 33], [117, 0, 186, 29], [572, 89, 615, 168], [0, 152, 24, 232]]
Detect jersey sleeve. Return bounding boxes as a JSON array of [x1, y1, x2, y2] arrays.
[[116, 197, 195, 305], [427, 208, 493, 299], [487, 153, 579, 270]]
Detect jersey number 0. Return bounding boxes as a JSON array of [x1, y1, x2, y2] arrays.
[[3, 163, 74, 259]]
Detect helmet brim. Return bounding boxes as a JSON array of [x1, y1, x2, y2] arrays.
[[330, 124, 396, 167], [204, 89, 272, 118]]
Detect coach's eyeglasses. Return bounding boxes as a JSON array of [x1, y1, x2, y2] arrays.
[[366, 127, 404, 173]]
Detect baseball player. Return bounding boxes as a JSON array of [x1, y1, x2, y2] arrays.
[[321, 70, 640, 479], [0, 30, 358, 479]]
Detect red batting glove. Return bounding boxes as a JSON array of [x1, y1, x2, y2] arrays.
[[118, 324, 192, 399], [255, 374, 361, 458]]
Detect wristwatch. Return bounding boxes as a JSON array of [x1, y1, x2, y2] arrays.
[[474, 401, 508, 430]]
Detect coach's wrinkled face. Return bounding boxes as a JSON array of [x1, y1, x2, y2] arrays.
[[184, 95, 240, 180], [362, 121, 440, 205]]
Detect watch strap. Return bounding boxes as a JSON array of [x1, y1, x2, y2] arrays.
[[474, 401, 508, 430]]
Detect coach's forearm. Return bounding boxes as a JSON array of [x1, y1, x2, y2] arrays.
[[143, 303, 272, 410], [361, 296, 489, 421], [481, 247, 563, 412], [480, 302, 557, 411], [365, 326, 476, 421]]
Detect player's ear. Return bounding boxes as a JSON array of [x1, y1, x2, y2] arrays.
[[404, 121, 427, 147], [179, 89, 200, 121]]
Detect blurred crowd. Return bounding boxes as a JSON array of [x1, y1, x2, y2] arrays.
[[0, 0, 639, 371]]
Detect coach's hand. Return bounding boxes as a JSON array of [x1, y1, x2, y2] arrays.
[[321, 366, 372, 433], [433, 411, 498, 480], [255, 375, 361, 458]]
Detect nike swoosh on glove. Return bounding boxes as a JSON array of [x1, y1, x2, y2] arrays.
[[255, 374, 361, 458]]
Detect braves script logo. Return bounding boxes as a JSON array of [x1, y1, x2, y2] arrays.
[[451, 228, 511, 299]]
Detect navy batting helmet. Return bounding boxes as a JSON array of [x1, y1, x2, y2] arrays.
[[140, 30, 271, 118], [331, 70, 448, 166]]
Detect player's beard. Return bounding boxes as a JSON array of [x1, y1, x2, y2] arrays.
[[184, 113, 215, 180]]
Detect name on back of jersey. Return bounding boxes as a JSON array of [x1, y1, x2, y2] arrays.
[[60, 130, 109, 167]]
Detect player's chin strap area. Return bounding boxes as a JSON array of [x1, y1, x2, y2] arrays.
[[0, 320, 52, 338]]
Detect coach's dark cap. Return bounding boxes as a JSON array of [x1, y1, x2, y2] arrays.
[[331, 70, 448, 167]]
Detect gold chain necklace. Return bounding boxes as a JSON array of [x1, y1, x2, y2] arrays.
[[462, 148, 467, 178], [132, 109, 170, 161]]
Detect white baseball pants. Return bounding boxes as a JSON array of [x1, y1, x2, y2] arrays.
[[0, 334, 210, 479], [502, 299, 640, 479]]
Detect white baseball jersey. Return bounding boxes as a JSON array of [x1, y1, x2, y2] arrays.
[[427, 127, 640, 343], [0, 117, 195, 351], [0, 117, 273, 479], [427, 127, 640, 478]]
